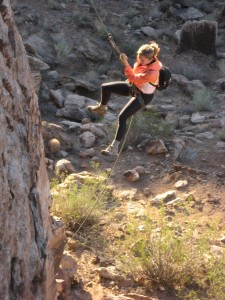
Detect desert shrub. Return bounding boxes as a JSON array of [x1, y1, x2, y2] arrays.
[[179, 147, 200, 161], [124, 110, 174, 146], [51, 174, 111, 230], [115, 205, 225, 298], [122, 40, 140, 56], [98, 26, 122, 43], [126, 8, 139, 18], [54, 40, 72, 63], [149, 3, 162, 19], [72, 11, 93, 28], [47, 0, 61, 10], [216, 130, 225, 141], [192, 87, 214, 111], [203, 14, 217, 22], [82, 70, 100, 83], [131, 15, 145, 29]]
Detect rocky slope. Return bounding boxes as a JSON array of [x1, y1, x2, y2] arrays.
[[9, 0, 225, 299]]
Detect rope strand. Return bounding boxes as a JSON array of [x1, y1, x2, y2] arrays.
[[89, 0, 122, 60], [67, 115, 134, 240]]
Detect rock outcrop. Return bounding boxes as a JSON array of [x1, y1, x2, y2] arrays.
[[0, 1, 56, 299], [177, 20, 217, 55]]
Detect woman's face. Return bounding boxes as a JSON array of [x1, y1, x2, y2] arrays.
[[138, 54, 153, 65]]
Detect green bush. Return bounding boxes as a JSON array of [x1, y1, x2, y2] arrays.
[[51, 174, 110, 230], [47, 0, 61, 10], [122, 41, 140, 56], [124, 110, 174, 146], [192, 88, 214, 111], [54, 40, 72, 63], [115, 205, 225, 298], [131, 15, 145, 29], [216, 130, 225, 141], [218, 59, 225, 76]]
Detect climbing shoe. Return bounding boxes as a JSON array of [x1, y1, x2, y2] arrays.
[[101, 144, 118, 156], [88, 104, 107, 116]]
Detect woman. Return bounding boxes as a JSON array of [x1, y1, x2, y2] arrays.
[[88, 41, 162, 156]]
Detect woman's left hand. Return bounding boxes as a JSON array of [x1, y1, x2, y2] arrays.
[[119, 53, 129, 67]]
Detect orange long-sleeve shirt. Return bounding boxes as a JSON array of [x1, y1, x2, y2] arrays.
[[124, 57, 162, 94]]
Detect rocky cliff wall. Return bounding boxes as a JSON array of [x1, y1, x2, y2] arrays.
[[0, 0, 56, 299]]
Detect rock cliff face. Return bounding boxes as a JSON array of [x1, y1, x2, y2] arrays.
[[0, 1, 56, 299]]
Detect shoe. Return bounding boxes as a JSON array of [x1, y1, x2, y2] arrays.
[[88, 104, 107, 116], [101, 144, 118, 156]]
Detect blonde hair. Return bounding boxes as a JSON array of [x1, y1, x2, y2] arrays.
[[137, 41, 160, 60]]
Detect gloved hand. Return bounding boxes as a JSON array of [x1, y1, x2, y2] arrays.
[[119, 53, 129, 67]]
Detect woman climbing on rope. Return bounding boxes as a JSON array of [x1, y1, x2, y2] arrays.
[[88, 41, 162, 156]]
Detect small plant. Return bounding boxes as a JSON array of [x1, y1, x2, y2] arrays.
[[131, 15, 145, 29], [125, 110, 174, 146], [47, 0, 61, 10], [98, 26, 122, 44], [54, 40, 72, 63], [122, 41, 140, 56], [216, 130, 225, 141], [51, 174, 111, 230], [126, 8, 139, 18], [73, 11, 93, 29], [179, 147, 200, 161], [149, 4, 162, 19], [83, 70, 99, 83], [114, 205, 225, 298], [192, 87, 214, 111], [203, 14, 217, 22]]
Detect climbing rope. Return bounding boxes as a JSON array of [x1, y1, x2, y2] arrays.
[[68, 115, 134, 240], [89, 0, 122, 59], [66, 1, 134, 240]]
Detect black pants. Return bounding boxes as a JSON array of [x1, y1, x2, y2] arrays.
[[101, 81, 154, 142]]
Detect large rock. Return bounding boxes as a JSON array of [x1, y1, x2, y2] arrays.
[[177, 21, 217, 55], [79, 37, 112, 63], [0, 1, 56, 299], [28, 56, 49, 94], [172, 74, 205, 95]]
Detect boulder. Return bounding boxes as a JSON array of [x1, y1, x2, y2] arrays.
[[145, 139, 168, 155], [177, 21, 217, 55], [79, 131, 96, 148]]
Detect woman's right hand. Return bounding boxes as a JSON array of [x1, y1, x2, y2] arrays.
[[119, 53, 129, 67]]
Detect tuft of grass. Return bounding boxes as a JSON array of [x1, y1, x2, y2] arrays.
[[54, 40, 72, 63], [216, 130, 225, 141], [122, 41, 140, 56], [47, 0, 61, 10], [179, 147, 200, 161], [82, 69, 99, 83], [124, 110, 174, 146], [51, 173, 111, 230], [192, 88, 214, 111], [72, 11, 93, 29], [98, 26, 122, 43], [126, 8, 139, 18], [131, 15, 145, 29], [218, 59, 225, 77]]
